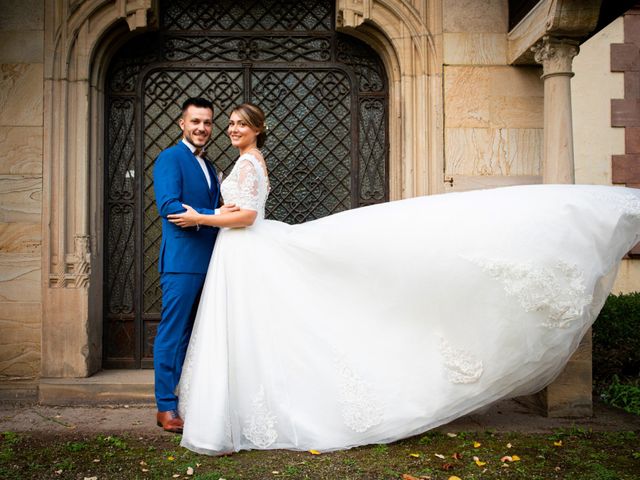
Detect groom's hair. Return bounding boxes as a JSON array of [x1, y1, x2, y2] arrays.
[[181, 97, 214, 116]]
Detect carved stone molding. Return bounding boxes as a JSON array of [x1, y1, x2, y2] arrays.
[[44, 0, 155, 291], [336, 0, 444, 198], [531, 35, 579, 79], [42, 0, 158, 377], [509, 0, 601, 65], [49, 235, 91, 289]]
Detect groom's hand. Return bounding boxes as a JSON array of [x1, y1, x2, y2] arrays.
[[220, 203, 240, 214]]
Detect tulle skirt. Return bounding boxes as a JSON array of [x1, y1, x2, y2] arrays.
[[179, 184, 640, 454]]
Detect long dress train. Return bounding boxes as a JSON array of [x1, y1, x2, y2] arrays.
[[178, 152, 640, 454]]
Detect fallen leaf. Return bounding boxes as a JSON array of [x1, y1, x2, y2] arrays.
[[141, 469, 149, 472], [401, 475, 420, 480], [434, 453, 445, 459], [554, 440, 563, 447], [446, 432, 457, 437], [84, 477, 97, 480], [448, 476, 462, 480], [172, 475, 180, 479], [93, 459, 100, 463], [473, 456, 486, 467], [140, 461, 147, 466], [512, 455, 521, 461], [506, 442, 512, 449], [473, 441, 481, 448], [452, 452, 462, 460], [167, 456, 175, 461], [409, 453, 421, 458], [271, 471, 280, 475], [501, 463, 510, 468], [441, 462, 454, 471], [196, 463, 201, 467], [309, 449, 321, 455], [187, 466, 194, 475]]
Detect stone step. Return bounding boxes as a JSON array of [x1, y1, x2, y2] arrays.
[[38, 370, 154, 405]]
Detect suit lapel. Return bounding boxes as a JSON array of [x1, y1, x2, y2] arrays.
[[204, 158, 218, 195]]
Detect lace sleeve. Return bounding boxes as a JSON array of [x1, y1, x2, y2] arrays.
[[235, 158, 260, 211]]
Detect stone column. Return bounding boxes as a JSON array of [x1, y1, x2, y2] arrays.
[[532, 36, 580, 184], [530, 36, 591, 417]]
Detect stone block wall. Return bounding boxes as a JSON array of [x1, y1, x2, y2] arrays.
[[443, 0, 544, 191], [0, 0, 44, 379]]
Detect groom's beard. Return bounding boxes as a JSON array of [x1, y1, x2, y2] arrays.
[[184, 136, 211, 152]]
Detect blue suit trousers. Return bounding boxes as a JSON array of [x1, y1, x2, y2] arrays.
[[154, 272, 206, 412]]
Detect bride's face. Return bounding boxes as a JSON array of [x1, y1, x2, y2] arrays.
[[228, 112, 259, 151]]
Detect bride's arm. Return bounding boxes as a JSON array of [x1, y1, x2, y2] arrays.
[[169, 158, 262, 229], [169, 204, 257, 228]]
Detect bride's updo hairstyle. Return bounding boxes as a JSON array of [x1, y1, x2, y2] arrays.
[[231, 103, 267, 148]]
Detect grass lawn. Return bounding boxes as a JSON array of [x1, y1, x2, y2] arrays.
[[1, 427, 639, 479]]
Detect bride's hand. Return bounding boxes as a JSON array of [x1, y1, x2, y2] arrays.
[[168, 204, 201, 228], [220, 203, 240, 214]]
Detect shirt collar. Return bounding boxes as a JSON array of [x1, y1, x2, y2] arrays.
[[182, 138, 206, 157]]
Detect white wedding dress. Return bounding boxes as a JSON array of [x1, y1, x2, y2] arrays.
[[179, 152, 640, 455]]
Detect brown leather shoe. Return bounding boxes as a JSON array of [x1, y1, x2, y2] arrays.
[[156, 410, 184, 433]]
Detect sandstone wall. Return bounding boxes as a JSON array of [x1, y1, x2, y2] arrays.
[[0, 0, 44, 379], [443, 0, 543, 192]]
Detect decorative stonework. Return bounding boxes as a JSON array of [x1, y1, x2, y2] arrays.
[[532, 36, 580, 79], [336, 0, 442, 198], [508, 0, 600, 65], [42, 0, 156, 377], [48, 235, 90, 289], [531, 36, 580, 184]]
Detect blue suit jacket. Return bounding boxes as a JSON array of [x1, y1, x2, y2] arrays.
[[153, 142, 220, 274]]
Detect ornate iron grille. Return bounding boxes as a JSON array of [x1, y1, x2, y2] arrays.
[[104, 0, 388, 368]]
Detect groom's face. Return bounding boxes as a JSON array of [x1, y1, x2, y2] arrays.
[[179, 105, 213, 148]]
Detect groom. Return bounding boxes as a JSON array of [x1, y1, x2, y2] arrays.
[[153, 97, 235, 433]]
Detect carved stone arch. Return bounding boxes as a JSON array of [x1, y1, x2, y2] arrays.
[[336, 0, 443, 199], [42, 0, 158, 378], [41, 0, 438, 379]]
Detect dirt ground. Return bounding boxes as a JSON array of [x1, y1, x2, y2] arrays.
[[1, 398, 639, 437]]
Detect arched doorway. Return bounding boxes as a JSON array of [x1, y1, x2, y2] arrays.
[[103, 0, 389, 368]]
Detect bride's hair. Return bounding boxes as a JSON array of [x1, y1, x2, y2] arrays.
[[231, 103, 267, 148]]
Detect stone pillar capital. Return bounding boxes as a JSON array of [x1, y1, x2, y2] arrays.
[[532, 36, 580, 79], [532, 36, 579, 184]]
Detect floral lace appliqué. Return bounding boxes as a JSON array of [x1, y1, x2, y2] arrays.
[[466, 257, 592, 328], [242, 386, 278, 448], [336, 357, 384, 433], [439, 337, 483, 384], [220, 154, 269, 218]]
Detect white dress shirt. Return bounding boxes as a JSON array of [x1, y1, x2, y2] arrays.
[[182, 138, 211, 188]]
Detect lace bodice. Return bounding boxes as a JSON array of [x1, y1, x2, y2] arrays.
[[220, 153, 269, 220]]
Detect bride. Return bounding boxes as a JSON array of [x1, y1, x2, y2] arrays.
[[168, 103, 640, 455]]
